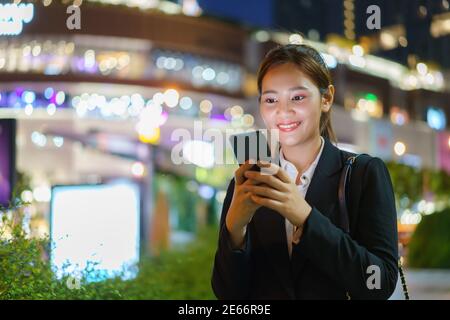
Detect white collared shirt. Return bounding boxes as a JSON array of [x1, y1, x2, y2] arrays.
[[279, 136, 325, 258]]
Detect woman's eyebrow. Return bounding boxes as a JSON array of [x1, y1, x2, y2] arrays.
[[261, 86, 310, 95]]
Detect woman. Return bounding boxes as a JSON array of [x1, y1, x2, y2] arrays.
[[211, 44, 399, 300]]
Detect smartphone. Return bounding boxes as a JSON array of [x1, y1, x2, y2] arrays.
[[229, 130, 272, 171]]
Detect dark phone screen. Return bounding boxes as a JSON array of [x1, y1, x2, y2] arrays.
[[230, 131, 272, 171]]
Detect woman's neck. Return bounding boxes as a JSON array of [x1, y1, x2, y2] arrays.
[[281, 135, 322, 174]]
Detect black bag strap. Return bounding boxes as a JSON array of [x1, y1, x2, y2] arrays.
[[338, 154, 410, 300], [338, 154, 368, 234]]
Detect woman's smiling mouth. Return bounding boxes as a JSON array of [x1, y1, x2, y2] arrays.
[[277, 121, 301, 132]]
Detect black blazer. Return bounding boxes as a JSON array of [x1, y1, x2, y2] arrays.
[[211, 137, 399, 300]]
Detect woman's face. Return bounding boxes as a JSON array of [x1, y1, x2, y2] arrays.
[[259, 62, 332, 147]]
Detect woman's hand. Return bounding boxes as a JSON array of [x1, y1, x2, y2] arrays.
[[242, 161, 312, 228], [225, 160, 263, 249]]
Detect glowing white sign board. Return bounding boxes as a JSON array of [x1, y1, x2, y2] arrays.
[[50, 181, 141, 281], [0, 3, 34, 36]]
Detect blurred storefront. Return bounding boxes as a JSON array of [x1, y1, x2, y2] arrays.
[[0, 0, 251, 255], [1, 0, 449, 258]]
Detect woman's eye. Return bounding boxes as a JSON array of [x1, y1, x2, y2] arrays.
[[265, 98, 277, 104], [292, 95, 305, 101]]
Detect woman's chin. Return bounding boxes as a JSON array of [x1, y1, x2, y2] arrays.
[[279, 135, 303, 147]]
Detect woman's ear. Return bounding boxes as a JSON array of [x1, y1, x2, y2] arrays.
[[321, 85, 335, 113]]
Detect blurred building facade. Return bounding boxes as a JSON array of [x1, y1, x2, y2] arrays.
[[0, 0, 449, 252]]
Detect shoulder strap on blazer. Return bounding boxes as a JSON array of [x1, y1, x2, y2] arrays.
[[338, 152, 371, 234]]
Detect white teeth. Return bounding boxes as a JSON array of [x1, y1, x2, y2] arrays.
[[278, 122, 300, 129]]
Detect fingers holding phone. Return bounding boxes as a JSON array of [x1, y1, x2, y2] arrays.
[[226, 160, 264, 249], [234, 159, 256, 185]]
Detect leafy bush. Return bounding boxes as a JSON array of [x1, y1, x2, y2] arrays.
[[408, 207, 450, 269], [386, 162, 450, 206], [1, 204, 218, 300], [119, 227, 217, 299]]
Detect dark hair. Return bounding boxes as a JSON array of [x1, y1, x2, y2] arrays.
[[256, 44, 337, 143]]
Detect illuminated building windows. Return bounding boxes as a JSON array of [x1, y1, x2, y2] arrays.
[[390, 107, 410, 126], [426, 107, 447, 130], [343, 0, 355, 40], [346, 92, 384, 119], [0, 37, 244, 94]]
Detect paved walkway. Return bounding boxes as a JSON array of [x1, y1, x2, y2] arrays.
[[389, 269, 450, 300]]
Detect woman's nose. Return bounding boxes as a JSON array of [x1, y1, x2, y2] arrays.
[[276, 98, 294, 114]]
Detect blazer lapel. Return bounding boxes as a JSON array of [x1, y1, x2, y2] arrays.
[[251, 138, 346, 294], [252, 207, 295, 298], [305, 138, 344, 217], [291, 138, 345, 281]]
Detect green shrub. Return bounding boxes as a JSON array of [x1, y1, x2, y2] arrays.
[[1, 203, 218, 299], [408, 207, 450, 269], [0, 205, 123, 299], [119, 227, 217, 299]]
